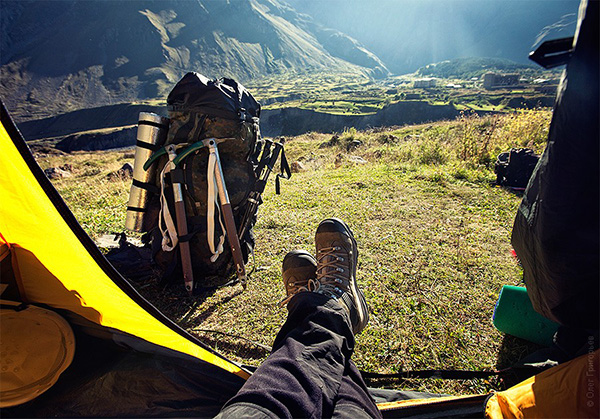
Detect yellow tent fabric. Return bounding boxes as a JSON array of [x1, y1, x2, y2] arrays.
[[377, 394, 486, 413], [486, 349, 600, 418], [0, 117, 249, 380]]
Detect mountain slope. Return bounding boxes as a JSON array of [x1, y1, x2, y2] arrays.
[[0, 0, 388, 121]]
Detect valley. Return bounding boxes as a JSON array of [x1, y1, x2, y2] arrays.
[[16, 64, 560, 150]]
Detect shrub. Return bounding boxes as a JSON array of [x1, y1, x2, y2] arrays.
[[454, 113, 489, 167], [498, 109, 551, 153], [418, 138, 448, 165], [340, 127, 358, 141], [451, 109, 551, 168]]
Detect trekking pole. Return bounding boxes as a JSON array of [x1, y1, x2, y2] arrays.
[[166, 145, 195, 295], [203, 138, 247, 288], [238, 141, 283, 240]]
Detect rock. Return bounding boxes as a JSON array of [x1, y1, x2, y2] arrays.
[[95, 233, 143, 249], [44, 167, 72, 179], [107, 163, 134, 181], [347, 139, 362, 151], [59, 163, 73, 172], [335, 154, 367, 168], [319, 134, 340, 149], [377, 134, 399, 144], [348, 155, 367, 164], [119, 163, 134, 177], [290, 161, 306, 173]]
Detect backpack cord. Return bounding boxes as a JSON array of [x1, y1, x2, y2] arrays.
[[158, 147, 179, 252], [206, 149, 226, 262], [275, 146, 291, 195]]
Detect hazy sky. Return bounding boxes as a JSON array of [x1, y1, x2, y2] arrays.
[[287, 0, 580, 73]]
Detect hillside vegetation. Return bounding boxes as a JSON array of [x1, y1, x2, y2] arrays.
[[35, 109, 551, 395], [417, 57, 538, 79], [19, 68, 558, 142]]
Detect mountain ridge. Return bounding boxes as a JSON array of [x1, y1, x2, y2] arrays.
[[0, 0, 388, 121]]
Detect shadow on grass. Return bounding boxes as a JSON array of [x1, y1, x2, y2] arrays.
[[499, 184, 525, 198], [129, 271, 244, 327], [496, 334, 543, 369], [182, 287, 244, 327], [495, 334, 545, 389], [129, 275, 274, 364], [190, 332, 271, 362]]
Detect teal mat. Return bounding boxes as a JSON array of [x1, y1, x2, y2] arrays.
[[493, 285, 560, 346]]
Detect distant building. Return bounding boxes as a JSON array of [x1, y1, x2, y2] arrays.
[[532, 78, 560, 95], [483, 72, 521, 90], [535, 85, 559, 95], [404, 93, 421, 100], [414, 78, 437, 88]]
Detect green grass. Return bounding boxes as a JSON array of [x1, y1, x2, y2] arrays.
[[36, 109, 551, 395], [35, 150, 134, 238]]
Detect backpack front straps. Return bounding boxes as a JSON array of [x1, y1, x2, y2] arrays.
[[204, 138, 248, 289], [144, 134, 290, 294], [149, 138, 249, 292]]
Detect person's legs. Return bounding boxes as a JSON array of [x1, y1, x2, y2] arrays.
[[217, 292, 357, 418], [216, 219, 381, 418], [331, 361, 382, 418]]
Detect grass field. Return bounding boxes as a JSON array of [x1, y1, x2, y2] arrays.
[[36, 109, 551, 395]]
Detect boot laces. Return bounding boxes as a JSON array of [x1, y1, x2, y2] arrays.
[[278, 280, 310, 307], [313, 246, 347, 299]]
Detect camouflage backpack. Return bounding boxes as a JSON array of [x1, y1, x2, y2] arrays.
[[142, 72, 289, 291]]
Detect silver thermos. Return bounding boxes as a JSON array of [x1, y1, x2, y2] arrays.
[[125, 112, 169, 232]]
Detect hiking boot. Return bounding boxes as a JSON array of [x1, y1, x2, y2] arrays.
[[314, 218, 369, 334], [279, 249, 317, 307]]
